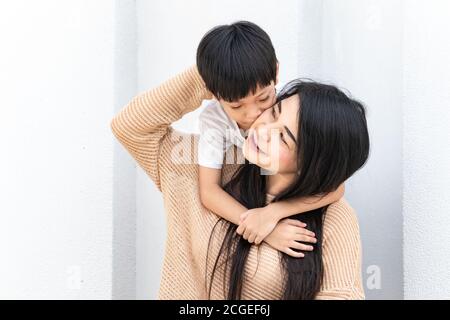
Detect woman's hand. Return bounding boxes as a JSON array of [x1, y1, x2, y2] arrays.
[[237, 206, 280, 245], [263, 218, 317, 258]]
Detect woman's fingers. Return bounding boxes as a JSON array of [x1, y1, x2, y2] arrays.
[[285, 219, 307, 228], [285, 224, 315, 238], [284, 248, 305, 258], [294, 234, 317, 244], [282, 225, 316, 239], [248, 233, 256, 244], [236, 224, 244, 235], [296, 227, 316, 238], [290, 240, 314, 251], [243, 228, 251, 240], [285, 220, 316, 237]]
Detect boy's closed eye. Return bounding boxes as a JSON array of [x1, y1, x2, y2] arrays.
[[231, 95, 271, 109]]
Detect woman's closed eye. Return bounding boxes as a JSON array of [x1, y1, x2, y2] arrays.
[[271, 105, 289, 146]]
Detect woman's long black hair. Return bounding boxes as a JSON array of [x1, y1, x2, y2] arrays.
[[206, 80, 370, 300]]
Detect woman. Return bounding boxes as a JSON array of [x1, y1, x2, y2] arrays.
[[110, 66, 369, 299]]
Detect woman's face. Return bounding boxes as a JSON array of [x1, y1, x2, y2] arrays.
[[243, 94, 300, 174]]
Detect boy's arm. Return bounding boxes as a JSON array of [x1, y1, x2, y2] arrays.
[[200, 166, 319, 256], [199, 166, 248, 225], [266, 183, 345, 221], [237, 183, 345, 244]]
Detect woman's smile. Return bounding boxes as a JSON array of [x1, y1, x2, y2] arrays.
[[248, 130, 268, 156]]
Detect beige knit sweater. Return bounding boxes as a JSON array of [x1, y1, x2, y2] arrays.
[[110, 66, 365, 300]]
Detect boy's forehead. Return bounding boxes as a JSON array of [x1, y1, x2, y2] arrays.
[[227, 83, 273, 103]]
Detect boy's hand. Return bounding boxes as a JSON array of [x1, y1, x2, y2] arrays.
[[236, 205, 280, 245], [264, 219, 317, 258]]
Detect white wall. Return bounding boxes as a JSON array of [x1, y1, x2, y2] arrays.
[[112, 0, 137, 300], [0, 0, 136, 299], [319, 0, 404, 300], [136, 0, 404, 299], [403, 0, 450, 299], [2, 0, 449, 300]]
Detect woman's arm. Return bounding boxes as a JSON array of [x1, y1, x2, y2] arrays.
[[316, 199, 365, 300], [110, 66, 212, 190]]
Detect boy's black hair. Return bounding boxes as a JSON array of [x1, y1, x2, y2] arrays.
[[196, 21, 278, 102]]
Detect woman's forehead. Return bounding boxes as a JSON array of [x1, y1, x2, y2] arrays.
[[279, 94, 300, 135]]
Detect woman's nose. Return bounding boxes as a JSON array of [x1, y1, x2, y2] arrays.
[[256, 125, 270, 142]]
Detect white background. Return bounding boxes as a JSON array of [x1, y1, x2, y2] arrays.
[[1, 0, 449, 300]]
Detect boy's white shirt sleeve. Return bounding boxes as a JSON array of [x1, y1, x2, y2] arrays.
[[198, 101, 233, 169]]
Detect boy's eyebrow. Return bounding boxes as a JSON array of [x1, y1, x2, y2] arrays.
[[256, 89, 269, 97], [228, 90, 268, 105], [234, 88, 270, 103], [277, 101, 297, 145]]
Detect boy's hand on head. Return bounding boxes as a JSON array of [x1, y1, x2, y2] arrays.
[[236, 205, 281, 245]]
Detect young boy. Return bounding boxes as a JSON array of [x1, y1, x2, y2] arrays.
[[197, 21, 344, 247]]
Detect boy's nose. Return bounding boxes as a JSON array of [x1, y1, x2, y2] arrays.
[[248, 108, 263, 122]]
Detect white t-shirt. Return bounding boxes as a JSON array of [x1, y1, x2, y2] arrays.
[[198, 100, 247, 169], [198, 83, 284, 169]]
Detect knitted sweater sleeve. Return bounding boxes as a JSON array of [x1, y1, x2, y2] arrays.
[[315, 199, 366, 300], [110, 66, 212, 191]]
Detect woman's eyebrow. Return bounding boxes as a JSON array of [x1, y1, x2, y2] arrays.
[[278, 101, 297, 145], [284, 125, 297, 145]]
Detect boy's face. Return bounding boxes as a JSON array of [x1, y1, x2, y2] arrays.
[[217, 80, 278, 131]]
